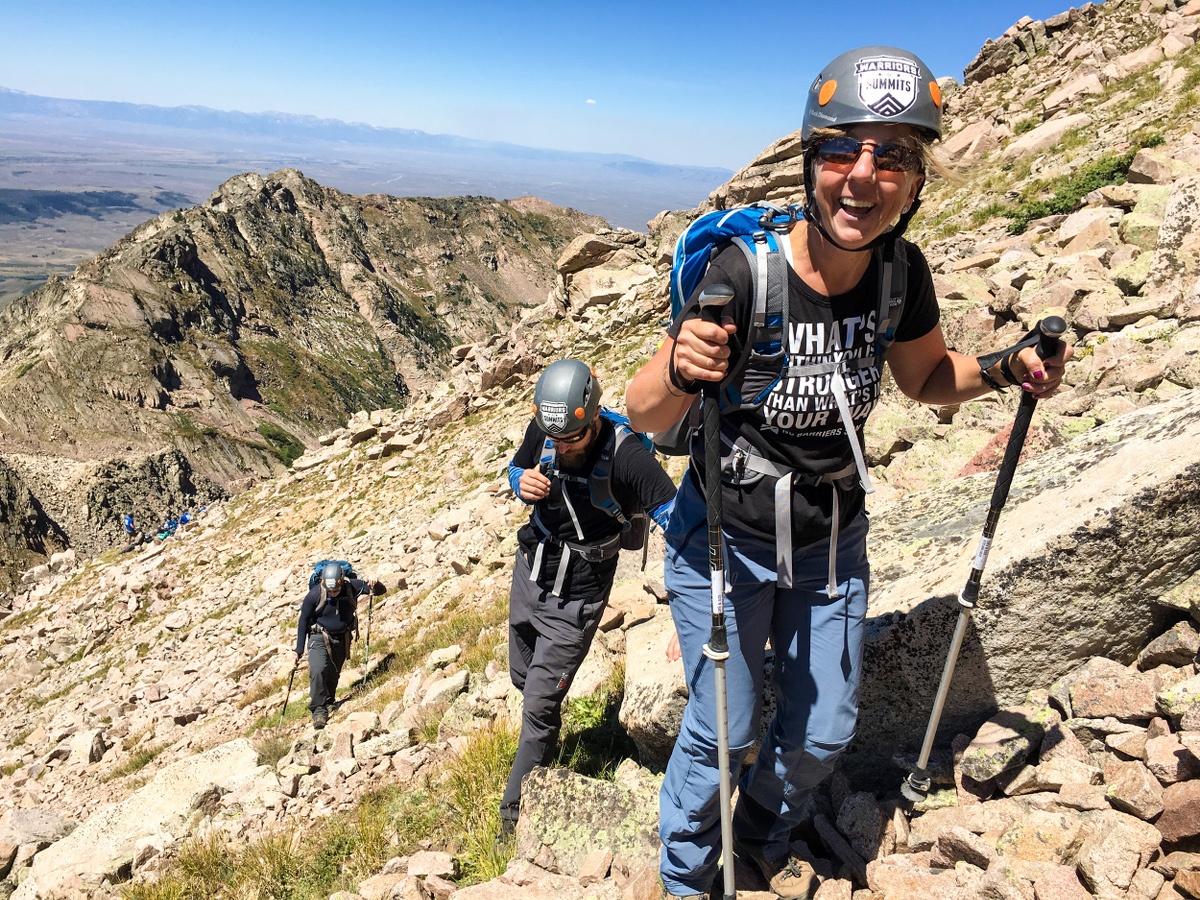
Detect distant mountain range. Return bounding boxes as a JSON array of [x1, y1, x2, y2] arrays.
[[0, 86, 732, 229]]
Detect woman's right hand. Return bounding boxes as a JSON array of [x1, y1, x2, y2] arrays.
[[666, 629, 681, 662], [672, 316, 738, 385], [517, 467, 552, 502]]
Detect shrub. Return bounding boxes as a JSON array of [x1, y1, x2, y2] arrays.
[[1006, 149, 1138, 234]]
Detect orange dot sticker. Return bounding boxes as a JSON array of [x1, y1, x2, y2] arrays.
[[574, 407, 585, 419], [532, 403, 538, 415], [818, 80, 838, 107], [929, 81, 942, 108]]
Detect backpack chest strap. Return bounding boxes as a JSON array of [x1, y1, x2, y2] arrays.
[[714, 436, 857, 592]]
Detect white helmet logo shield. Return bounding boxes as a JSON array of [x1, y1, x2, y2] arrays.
[[540, 400, 569, 433], [855, 56, 920, 119]]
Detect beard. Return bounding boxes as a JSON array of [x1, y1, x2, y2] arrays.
[[556, 423, 595, 469]]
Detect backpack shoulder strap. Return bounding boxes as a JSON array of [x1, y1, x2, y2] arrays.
[[313, 584, 329, 618], [874, 239, 908, 353], [539, 436, 558, 474], [717, 229, 789, 410], [588, 424, 629, 525]]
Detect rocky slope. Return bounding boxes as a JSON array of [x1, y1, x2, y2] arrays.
[[4, 1, 1200, 899]]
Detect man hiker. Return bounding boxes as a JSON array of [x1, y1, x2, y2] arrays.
[[120, 513, 143, 552], [295, 562, 385, 729], [500, 359, 678, 836]]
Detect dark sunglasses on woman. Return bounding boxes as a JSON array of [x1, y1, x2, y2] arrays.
[[816, 136, 923, 173]]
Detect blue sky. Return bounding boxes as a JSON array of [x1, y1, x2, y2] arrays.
[[1, 0, 1086, 169]]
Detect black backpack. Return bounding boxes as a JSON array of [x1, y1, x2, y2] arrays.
[[538, 409, 652, 552]]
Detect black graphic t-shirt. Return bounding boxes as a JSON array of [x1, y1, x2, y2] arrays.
[[668, 238, 940, 545]]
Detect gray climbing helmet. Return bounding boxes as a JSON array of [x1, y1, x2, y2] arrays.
[[802, 45, 942, 142], [800, 46, 942, 252], [321, 562, 345, 592], [533, 359, 600, 437]]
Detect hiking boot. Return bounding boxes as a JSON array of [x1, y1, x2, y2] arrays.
[[664, 894, 705, 900], [312, 707, 328, 730], [733, 838, 818, 899]]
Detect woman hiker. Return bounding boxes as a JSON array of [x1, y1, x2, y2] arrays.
[[626, 45, 1073, 900]]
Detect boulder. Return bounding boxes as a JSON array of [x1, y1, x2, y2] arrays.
[[13, 738, 260, 898], [851, 390, 1200, 786], [516, 767, 660, 880]]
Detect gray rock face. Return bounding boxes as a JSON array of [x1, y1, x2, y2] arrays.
[[13, 739, 260, 899], [852, 389, 1200, 786], [0, 458, 67, 594]]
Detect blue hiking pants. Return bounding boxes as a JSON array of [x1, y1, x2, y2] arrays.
[[658, 476, 869, 896]]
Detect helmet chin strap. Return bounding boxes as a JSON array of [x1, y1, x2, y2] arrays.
[[802, 152, 925, 253]]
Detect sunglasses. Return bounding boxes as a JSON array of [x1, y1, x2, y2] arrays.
[[815, 136, 923, 173], [548, 425, 590, 445]]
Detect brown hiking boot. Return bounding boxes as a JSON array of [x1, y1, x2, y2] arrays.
[[734, 839, 818, 899]]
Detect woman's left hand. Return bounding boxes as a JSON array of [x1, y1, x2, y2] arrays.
[[1011, 341, 1075, 397]]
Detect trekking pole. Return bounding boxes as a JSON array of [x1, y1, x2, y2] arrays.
[[901, 316, 1067, 805], [363, 579, 375, 669], [278, 658, 299, 730], [698, 283, 737, 900]]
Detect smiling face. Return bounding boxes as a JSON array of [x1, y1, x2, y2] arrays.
[[810, 123, 925, 251]]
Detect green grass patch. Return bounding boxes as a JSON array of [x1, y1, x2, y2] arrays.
[[107, 742, 168, 781], [254, 732, 293, 769], [1006, 148, 1138, 234], [168, 413, 220, 440], [1, 604, 44, 631], [555, 662, 636, 780], [248, 690, 308, 733], [257, 422, 306, 467]]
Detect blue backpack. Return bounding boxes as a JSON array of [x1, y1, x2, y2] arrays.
[[657, 200, 909, 452]]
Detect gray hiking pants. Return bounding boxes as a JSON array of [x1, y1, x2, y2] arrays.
[[500, 544, 614, 822], [307, 629, 349, 713]]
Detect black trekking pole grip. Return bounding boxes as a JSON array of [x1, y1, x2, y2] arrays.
[[989, 316, 1067, 512]]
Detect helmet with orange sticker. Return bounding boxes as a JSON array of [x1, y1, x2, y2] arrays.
[[532, 359, 600, 438], [802, 45, 942, 142]]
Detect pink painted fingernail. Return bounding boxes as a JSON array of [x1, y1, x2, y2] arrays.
[[1032, 370, 1045, 380]]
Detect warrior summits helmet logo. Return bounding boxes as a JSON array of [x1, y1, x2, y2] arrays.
[[855, 55, 921, 119]]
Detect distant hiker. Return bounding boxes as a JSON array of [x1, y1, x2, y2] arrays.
[[154, 517, 179, 543], [500, 359, 678, 837], [120, 513, 142, 552], [294, 561, 384, 730], [625, 46, 1073, 900]]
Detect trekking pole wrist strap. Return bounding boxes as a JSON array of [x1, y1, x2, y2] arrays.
[[977, 325, 1045, 389], [978, 360, 1007, 392], [668, 341, 702, 395]]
